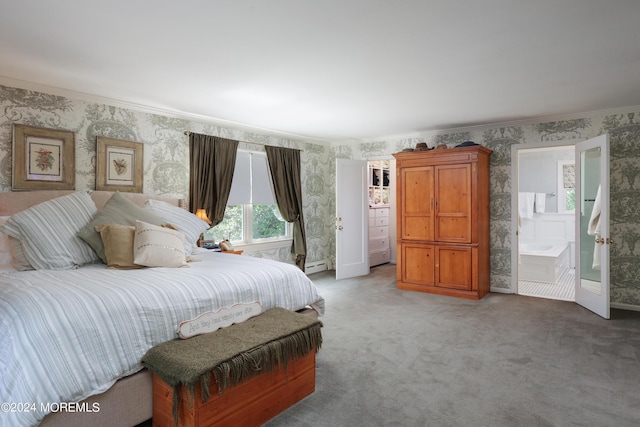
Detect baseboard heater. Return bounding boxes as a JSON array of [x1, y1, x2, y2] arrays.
[[305, 260, 327, 275]]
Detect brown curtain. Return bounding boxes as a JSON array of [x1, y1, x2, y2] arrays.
[[265, 145, 307, 271], [188, 133, 239, 226]]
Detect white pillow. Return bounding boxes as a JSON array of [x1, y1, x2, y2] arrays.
[[133, 221, 188, 268], [144, 199, 209, 255], [0, 191, 99, 270]]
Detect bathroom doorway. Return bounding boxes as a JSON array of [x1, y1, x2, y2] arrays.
[[512, 142, 577, 301]]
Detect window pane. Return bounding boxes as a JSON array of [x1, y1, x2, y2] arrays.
[[252, 154, 276, 205], [252, 204, 286, 239], [566, 189, 576, 211], [206, 205, 243, 242], [227, 153, 251, 205]]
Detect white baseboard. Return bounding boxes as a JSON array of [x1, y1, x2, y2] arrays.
[[611, 302, 640, 312], [490, 286, 513, 294], [488, 289, 640, 312], [305, 260, 327, 275]]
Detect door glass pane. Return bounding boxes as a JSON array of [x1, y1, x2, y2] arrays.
[[579, 147, 601, 295]]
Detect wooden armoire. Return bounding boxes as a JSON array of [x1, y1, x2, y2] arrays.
[[393, 145, 492, 300]]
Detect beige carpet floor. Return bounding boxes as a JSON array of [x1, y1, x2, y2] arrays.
[[265, 263, 640, 427]]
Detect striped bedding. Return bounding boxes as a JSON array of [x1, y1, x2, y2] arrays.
[[0, 251, 324, 427]]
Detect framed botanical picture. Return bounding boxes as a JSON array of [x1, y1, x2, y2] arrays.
[[96, 136, 143, 193], [12, 124, 75, 190]]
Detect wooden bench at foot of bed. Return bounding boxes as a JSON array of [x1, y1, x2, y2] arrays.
[[152, 349, 316, 427], [143, 308, 323, 427]]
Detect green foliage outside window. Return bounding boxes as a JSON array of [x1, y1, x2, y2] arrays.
[[204, 204, 286, 243], [205, 205, 242, 242], [253, 205, 286, 239], [566, 189, 575, 211]]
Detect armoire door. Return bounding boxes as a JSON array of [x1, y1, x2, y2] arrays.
[[400, 243, 435, 286], [434, 164, 471, 243], [435, 246, 472, 290], [400, 166, 434, 241]]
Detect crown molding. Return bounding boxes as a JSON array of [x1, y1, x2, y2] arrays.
[[3, 75, 639, 147], [0, 76, 333, 146], [358, 105, 640, 144]]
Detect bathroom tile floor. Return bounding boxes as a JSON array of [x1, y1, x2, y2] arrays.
[[518, 268, 575, 301]]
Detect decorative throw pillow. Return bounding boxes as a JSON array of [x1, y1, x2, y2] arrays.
[[7, 237, 33, 271], [144, 199, 210, 255], [0, 191, 99, 270], [78, 191, 165, 263], [96, 223, 143, 270], [133, 221, 188, 268]]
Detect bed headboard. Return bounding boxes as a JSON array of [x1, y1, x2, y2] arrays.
[[0, 190, 186, 216]]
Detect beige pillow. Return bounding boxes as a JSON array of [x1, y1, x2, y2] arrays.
[[96, 224, 143, 270], [133, 221, 188, 268], [0, 216, 11, 268], [8, 236, 34, 271], [78, 192, 165, 263]]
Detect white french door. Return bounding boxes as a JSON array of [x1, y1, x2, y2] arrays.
[[575, 134, 610, 319], [335, 159, 369, 280]]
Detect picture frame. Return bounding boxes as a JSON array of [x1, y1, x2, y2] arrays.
[[12, 124, 75, 190], [96, 136, 143, 193]]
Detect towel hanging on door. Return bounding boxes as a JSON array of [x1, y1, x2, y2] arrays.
[[587, 185, 602, 270]]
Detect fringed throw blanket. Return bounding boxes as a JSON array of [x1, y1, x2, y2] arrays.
[[142, 308, 322, 425]]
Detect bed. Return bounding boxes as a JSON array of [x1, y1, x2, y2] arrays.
[[0, 190, 325, 427]]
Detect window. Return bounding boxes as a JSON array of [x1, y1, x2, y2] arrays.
[[557, 160, 575, 213], [204, 151, 291, 245]]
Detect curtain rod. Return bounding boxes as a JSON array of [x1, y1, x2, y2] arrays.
[[184, 131, 302, 151]]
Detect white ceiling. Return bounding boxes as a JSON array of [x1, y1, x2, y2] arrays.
[[1, 0, 640, 143]]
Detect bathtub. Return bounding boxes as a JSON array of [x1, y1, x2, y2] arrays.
[[519, 243, 570, 283]]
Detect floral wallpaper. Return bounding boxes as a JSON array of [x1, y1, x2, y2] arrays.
[[353, 111, 640, 307], [0, 84, 334, 267], [2, 83, 639, 307]]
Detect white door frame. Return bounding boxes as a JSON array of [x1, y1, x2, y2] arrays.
[[510, 136, 610, 319], [510, 139, 581, 294], [366, 155, 397, 264]]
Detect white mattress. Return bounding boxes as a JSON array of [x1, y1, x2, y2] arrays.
[[0, 251, 324, 427]]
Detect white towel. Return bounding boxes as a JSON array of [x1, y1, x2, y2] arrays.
[[535, 193, 546, 213], [587, 185, 602, 270], [518, 192, 535, 219]]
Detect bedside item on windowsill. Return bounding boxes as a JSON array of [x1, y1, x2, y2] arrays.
[[200, 240, 218, 250], [436, 144, 448, 149], [220, 239, 234, 252], [401, 148, 415, 152]]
